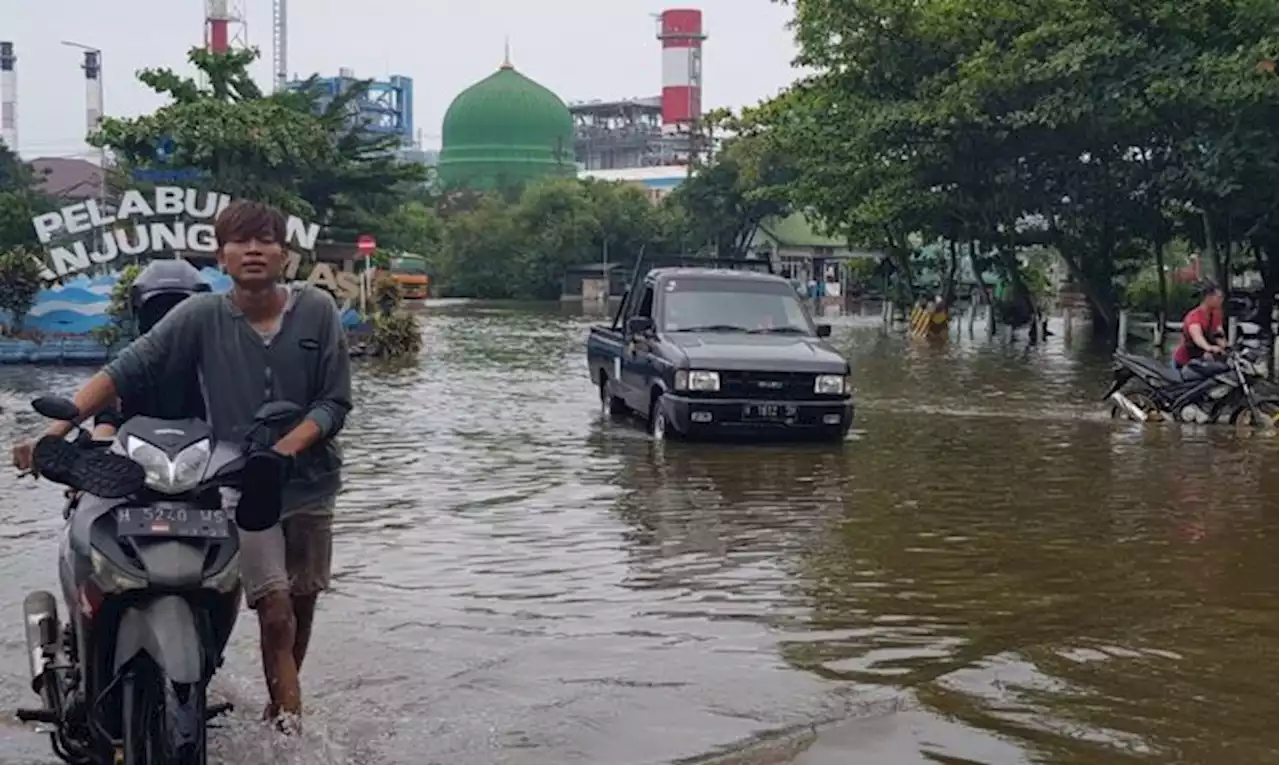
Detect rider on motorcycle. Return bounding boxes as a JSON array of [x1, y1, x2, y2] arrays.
[[90, 259, 210, 440], [1172, 280, 1226, 369]]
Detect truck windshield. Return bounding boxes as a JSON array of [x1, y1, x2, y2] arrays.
[[392, 257, 427, 275], [660, 278, 813, 334]]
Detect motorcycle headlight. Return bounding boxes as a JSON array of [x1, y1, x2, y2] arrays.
[[674, 370, 720, 392], [126, 436, 211, 494], [90, 548, 147, 592], [814, 374, 847, 395]]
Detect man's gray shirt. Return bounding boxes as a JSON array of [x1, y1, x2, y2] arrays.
[[104, 283, 353, 511]]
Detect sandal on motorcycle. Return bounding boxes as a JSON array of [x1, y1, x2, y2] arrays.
[[33, 436, 144, 498], [32, 435, 79, 486], [235, 452, 287, 531]]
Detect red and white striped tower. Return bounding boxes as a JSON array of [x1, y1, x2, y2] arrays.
[[205, 0, 248, 54], [656, 9, 706, 129]]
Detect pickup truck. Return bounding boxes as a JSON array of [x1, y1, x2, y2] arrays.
[[586, 260, 854, 440]]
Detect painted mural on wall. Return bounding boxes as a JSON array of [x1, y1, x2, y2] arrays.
[[0, 267, 364, 337], [1, 185, 376, 363]]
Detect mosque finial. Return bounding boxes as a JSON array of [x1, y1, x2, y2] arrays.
[[501, 37, 513, 69]]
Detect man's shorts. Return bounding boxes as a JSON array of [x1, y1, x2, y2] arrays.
[[236, 499, 335, 608]]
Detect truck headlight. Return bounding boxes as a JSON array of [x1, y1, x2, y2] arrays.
[[675, 370, 720, 392], [814, 375, 847, 395]]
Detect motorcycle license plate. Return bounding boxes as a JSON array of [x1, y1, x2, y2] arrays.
[[114, 505, 230, 539]]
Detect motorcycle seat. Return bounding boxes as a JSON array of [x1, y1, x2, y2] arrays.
[[1118, 353, 1184, 383], [1182, 358, 1230, 379]]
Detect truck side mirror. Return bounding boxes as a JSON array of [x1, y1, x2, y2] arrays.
[[815, 324, 832, 338], [626, 316, 655, 336]]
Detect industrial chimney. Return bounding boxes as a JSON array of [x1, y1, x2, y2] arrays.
[[656, 9, 706, 129], [82, 51, 103, 143], [205, 0, 247, 54], [0, 42, 15, 151]]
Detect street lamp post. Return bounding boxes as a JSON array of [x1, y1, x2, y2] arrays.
[[62, 41, 107, 259]]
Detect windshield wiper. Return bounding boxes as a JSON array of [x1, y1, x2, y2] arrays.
[[748, 326, 810, 335], [672, 324, 751, 333]]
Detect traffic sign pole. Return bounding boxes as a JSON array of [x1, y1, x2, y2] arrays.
[[356, 235, 377, 315]]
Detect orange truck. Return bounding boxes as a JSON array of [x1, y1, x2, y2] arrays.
[[390, 254, 429, 300]]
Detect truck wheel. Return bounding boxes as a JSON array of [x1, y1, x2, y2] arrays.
[[649, 395, 670, 440], [600, 376, 627, 417]]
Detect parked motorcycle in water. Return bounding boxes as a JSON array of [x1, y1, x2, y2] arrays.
[[15, 396, 301, 765], [1103, 345, 1278, 426]]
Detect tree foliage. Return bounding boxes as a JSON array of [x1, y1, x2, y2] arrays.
[[666, 124, 799, 258], [91, 48, 427, 233], [413, 177, 696, 300], [0, 248, 46, 336], [0, 144, 58, 252], [91, 263, 142, 348], [748, 0, 1277, 333]]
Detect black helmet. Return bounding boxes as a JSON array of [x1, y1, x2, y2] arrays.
[[129, 259, 211, 333]]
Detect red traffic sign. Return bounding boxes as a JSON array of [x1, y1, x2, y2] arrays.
[[356, 234, 377, 254]]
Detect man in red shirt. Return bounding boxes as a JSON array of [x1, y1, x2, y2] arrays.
[[1172, 281, 1226, 368]]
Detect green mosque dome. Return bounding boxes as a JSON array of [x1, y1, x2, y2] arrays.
[[437, 52, 577, 190]]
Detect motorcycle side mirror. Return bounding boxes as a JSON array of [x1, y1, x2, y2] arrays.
[[253, 401, 305, 426], [32, 396, 80, 423], [815, 324, 833, 338]]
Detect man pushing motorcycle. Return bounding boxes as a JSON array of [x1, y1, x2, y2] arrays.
[[12, 199, 352, 731], [1173, 280, 1227, 369]]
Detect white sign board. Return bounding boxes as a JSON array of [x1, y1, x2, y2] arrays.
[[30, 186, 322, 282]]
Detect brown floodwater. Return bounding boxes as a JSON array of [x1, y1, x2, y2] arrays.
[[0, 301, 1274, 765]]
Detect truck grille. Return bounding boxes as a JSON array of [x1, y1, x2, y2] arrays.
[[720, 371, 816, 400]]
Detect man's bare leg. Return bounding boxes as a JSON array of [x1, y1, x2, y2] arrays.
[[256, 590, 301, 727], [291, 594, 319, 670]]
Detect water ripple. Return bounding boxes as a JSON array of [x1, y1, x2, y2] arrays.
[[0, 303, 1273, 764]]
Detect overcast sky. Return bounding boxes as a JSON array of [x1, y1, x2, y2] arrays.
[[1, 0, 801, 159]]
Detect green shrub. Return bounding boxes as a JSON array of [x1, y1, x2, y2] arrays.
[[368, 311, 422, 358], [91, 264, 142, 348], [371, 272, 402, 317], [1124, 269, 1197, 318], [0, 249, 46, 336]]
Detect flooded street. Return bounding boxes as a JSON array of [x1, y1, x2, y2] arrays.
[[0, 302, 1274, 765]]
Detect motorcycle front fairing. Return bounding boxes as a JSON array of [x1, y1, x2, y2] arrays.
[[58, 425, 244, 742], [113, 595, 205, 684]]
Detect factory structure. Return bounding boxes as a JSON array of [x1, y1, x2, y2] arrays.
[[1, 3, 698, 172], [569, 9, 707, 171]]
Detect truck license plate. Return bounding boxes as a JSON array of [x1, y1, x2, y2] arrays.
[[743, 403, 796, 421]]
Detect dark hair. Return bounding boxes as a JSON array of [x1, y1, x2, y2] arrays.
[[214, 200, 287, 248], [1196, 279, 1224, 299]]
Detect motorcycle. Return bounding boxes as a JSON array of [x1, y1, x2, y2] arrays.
[[1103, 345, 1278, 426], [15, 396, 302, 765]]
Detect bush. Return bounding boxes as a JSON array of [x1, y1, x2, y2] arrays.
[[0, 249, 46, 336], [1124, 269, 1197, 318], [91, 264, 142, 348], [371, 272, 402, 317], [368, 311, 422, 358]]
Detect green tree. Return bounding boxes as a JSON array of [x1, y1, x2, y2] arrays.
[[0, 248, 45, 335], [432, 176, 684, 300], [437, 195, 521, 299], [750, 0, 1277, 337], [92, 48, 426, 227], [0, 144, 57, 251], [666, 127, 797, 258]]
